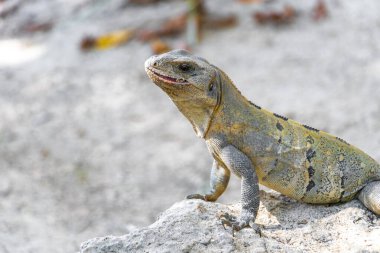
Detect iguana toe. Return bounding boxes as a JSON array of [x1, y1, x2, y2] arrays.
[[186, 193, 219, 202], [186, 193, 206, 200], [220, 212, 260, 234]]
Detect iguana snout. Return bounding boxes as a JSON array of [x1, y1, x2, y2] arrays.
[[145, 53, 190, 85]]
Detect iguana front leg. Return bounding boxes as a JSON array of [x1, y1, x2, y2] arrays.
[[187, 160, 230, 201], [219, 145, 260, 232]]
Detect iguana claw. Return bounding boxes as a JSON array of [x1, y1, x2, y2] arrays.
[[221, 213, 248, 231], [220, 213, 261, 235]]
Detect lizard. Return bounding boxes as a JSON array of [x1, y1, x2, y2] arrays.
[[144, 49, 380, 232]]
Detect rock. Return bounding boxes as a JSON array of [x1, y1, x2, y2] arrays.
[[79, 191, 380, 253]]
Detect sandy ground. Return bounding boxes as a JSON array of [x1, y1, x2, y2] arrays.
[[0, 0, 380, 252]]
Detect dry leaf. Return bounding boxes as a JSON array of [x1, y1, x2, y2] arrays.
[[80, 29, 134, 51], [203, 14, 237, 29], [137, 14, 187, 42], [312, 0, 328, 21], [253, 5, 296, 25], [128, 0, 162, 4], [150, 39, 171, 54], [0, 0, 21, 18], [237, 0, 262, 3], [22, 21, 53, 33]]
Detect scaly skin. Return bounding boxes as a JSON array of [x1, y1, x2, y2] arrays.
[[145, 49, 380, 231]]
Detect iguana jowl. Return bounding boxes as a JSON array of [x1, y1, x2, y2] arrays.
[[145, 49, 380, 231]]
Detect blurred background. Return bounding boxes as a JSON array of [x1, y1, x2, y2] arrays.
[[1, 0, 380, 252]]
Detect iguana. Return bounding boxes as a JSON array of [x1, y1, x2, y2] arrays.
[[145, 49, 380, 231]]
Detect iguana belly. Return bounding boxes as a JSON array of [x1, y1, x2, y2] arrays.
[[256, 160, 342, 203], [253, 144, 379, 204]]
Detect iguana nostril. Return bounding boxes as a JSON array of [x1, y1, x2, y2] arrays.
[[153, 62, 158, 67]]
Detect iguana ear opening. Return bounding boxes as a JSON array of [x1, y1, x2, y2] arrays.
[[207, 70, 221, 97]]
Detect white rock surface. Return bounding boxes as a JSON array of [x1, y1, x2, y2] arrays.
[[80, 192, 380, 253]]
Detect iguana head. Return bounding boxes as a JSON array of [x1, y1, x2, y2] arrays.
[[145, 49, 221, 138], [145, 49, 217, 98]]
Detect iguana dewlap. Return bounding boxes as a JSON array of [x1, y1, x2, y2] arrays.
[[145, 49, 380, 231]]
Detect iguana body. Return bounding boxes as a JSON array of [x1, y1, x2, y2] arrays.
[[145, 49, 380, 231]]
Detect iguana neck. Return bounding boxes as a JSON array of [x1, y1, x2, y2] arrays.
[[170, 69, 259, 139], [170, 72, 221, 138], [204, 69, 262, 139], [171, 95, 217, 138]]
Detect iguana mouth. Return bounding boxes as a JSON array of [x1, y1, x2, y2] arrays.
[[147, 67, 189, 85]]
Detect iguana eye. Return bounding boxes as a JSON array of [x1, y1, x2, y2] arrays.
[[178, 63, 192, 72]]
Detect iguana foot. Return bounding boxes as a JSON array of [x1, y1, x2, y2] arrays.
[[186, 193, 217, 202], [220, 212, 260, 234], [186, 193, 206, 200]]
